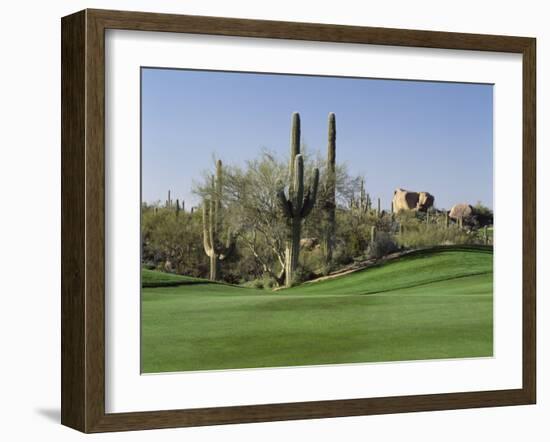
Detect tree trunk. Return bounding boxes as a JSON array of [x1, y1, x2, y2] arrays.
[[325, 113, 336, 264], [284, 217, 301, 287], [209, 253, 219, 281], [324, 206, 335, 263]]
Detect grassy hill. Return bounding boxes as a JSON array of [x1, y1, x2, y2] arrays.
[[141, 268, 209, 287], [141, 248, 493, 373]]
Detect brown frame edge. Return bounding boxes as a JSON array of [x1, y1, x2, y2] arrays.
[[61, 8, 536, 433]]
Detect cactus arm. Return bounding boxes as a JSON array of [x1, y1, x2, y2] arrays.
[[277, 188, 294, 218], [208, 197, 216, 254], [214, 160, 223, 233], [292, 154, 305, 213], [208, 174, 217, 237], [327, 112, 336, 165], [289, 113, 301, 180], [311, 167, 319, 205], [301, 168, 319, 217], [202, 202, 213, 257], [323, 113, 337, 263], [219, 231, 236, 261]]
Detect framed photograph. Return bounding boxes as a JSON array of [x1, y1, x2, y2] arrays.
[[61, 9, 536, 433]]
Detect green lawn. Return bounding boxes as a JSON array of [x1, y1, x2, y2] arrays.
[[141, 268, 209, 287], [141, 248, 493, 373]]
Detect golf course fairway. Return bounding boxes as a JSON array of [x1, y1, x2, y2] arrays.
[[141, 247, 493, 373]]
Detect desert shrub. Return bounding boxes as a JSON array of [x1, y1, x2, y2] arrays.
[[395, 209, 422, 229], [332, 241, 354, 266], [299, 247, 325, 277], [473, 202, 493, 217], [334, 210, 370, 257], [242, 278, 265, 289], [397, 225, 474, 248], [291, 266, 315, 286], [142, 206, 208, 278], [367, 232, 399, 259], [261, 274, 277, 289], [241, 274, 278, 290], [220, 272, 242, 285], [470, 226, 493, 245]]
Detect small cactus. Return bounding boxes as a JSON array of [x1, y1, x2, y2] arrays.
[[202, 160, 235, 281]]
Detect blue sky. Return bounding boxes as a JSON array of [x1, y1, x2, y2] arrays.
[[141, 68, 493, 210]]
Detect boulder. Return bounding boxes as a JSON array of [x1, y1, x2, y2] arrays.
[[392, 188, 435, 213], [449, 203, 473, 220], [300, 237, 319, 250]]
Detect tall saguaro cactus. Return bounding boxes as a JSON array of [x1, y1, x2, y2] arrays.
[[359, 179, 367, 212], [202, 160, 235, 281], [277, 113, 320, 287], [323, 113, 337, 263]]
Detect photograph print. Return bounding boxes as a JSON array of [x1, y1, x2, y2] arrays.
[[140, 68, 494, 374]]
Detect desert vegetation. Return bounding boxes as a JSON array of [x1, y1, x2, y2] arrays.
[[141, 110, 494, 373], [142, 112, 493, 289]]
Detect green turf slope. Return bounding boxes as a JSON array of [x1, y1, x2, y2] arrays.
[[141, 249, 493, 373], [141, 268, 209, 287]]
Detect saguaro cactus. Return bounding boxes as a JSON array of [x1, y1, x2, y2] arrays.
[[277, 113, 320, 287], [351, 178, 369, 218], [359, 180, 366, 211], [202, 160, 235, 281], [358, 179, 368, 215], [323, 113, 337, 263]]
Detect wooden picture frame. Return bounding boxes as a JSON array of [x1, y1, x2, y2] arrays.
[[61, 8, 536, 433]]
